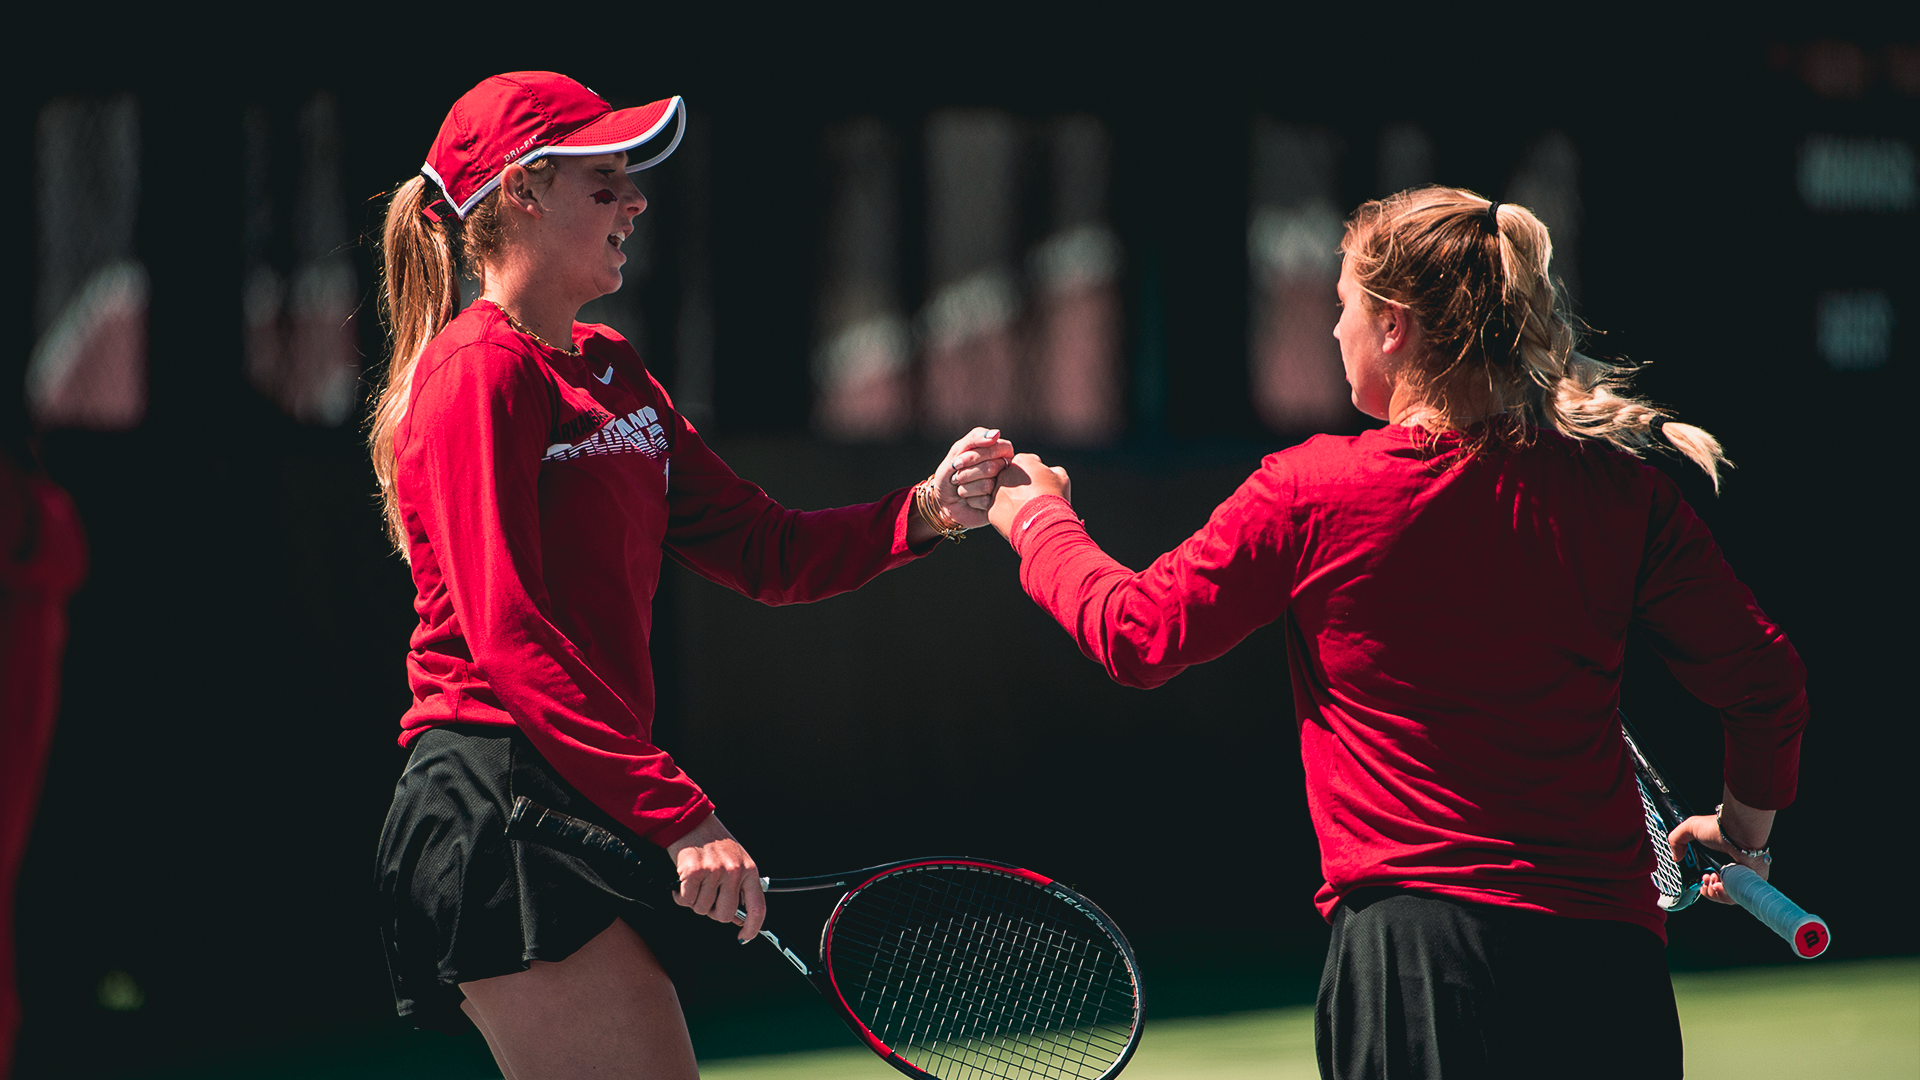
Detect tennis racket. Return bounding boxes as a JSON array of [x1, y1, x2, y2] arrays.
[[505, 796, 1145, 1080], [1620, 712, 1829, 959]]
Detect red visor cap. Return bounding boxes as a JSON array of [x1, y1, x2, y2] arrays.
[[422, 71, 685, 219]]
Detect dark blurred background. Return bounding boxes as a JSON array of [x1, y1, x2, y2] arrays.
[[7, 11, 1913, 1079]]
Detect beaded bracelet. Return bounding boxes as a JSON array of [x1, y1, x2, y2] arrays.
[[914, 478, 967, 542], [1714, 803, 1773, 863]]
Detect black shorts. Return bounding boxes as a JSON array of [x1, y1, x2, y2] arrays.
[[374, 724, 725, 1034], [1315, 888, 1681, 1080]]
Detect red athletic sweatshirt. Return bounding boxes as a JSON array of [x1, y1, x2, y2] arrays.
[[1009, 425, 1806, 939], [394, 304, 924, 846]]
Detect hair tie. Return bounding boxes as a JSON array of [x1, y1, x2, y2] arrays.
[[1648, 415, 1669, 443], [420, 197, 454, 224], [1483, 201, 1502, 233]]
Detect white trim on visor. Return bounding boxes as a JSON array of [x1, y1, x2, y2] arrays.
[[531, 96, 686, 173], [625, 98, 686, 172], [422, 96, 687, 220], [428, 166, 509, 221], [421, 159, 507, 221], [421, 160, 450, 197]]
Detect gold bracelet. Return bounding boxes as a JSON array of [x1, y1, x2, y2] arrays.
[[915, 478, 967, 542]]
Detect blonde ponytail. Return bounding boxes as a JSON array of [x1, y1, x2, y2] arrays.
[[1343, 187, 1730, 491], [369, 176, 461, 555], [1540, 359, 1730, 494], [1652, 419, 1727, 489], [369, 165, 555, 555]]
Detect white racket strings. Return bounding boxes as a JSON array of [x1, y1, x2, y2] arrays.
[[829, 865, 1140, 1080]]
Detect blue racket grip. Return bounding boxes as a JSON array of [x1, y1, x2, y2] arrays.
[[1719, 864, 1830, 959]]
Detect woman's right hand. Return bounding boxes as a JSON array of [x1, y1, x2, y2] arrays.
[[988, 453, 1072, 540], [935, 427, 1018, 525], [1667, 787, 1776, 906], [665, 814, 766, 940]]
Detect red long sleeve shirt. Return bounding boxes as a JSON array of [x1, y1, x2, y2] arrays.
[[393, 305, 925, 846], [1010, 425, 1805, 939]]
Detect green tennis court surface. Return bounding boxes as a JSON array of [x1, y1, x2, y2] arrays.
[[697, 958, 1918, 1080], [56, 956, 1919, 1078]]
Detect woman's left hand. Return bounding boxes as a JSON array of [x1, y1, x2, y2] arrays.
[[928, 428, 1016, 529], [987, 453, 1071, 539]]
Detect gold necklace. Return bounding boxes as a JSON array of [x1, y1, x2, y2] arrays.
[[485, 299, 580, 356]]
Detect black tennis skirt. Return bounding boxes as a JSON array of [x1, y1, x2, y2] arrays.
[[375, 724, 723, 1034], [1316, 888, 1681, 1078]]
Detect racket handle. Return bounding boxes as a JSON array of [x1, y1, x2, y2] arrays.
[[506, 797, 771, 923], [1719, 864, 1830, 959]]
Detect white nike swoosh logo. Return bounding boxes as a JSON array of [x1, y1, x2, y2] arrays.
[[594, 366, 615, 385]]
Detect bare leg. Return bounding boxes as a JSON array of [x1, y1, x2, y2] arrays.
[[460, 1000, 521, 1080], [459, 919, 698, 1080]]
